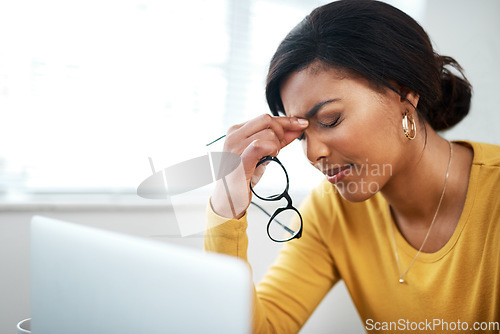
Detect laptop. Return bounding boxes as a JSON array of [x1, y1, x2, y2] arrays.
[[30, 215, 252, 334]]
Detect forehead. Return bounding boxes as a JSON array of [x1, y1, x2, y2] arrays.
[[280, 63, 387, 117], [279, 65, 366, 117]]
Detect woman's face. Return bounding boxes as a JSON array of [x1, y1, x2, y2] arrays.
[[280, 65, 412, 202]]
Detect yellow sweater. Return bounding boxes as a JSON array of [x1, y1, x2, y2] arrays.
[[204, 141, 500, 333]]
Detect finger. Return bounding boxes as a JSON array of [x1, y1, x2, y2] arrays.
[[232, 119, 307, 159], [244, 128, 282, 155], [225, 115, 283, 154], [226, 122, 244, 134], [240, 139, 280, 176], [273, 115, 309, 131], [224, 128, 279, 159], [238, 114, 307, 144], [281, 128, 306, 148], [268, 116, 308, 148], [251, 163, 267, 187]]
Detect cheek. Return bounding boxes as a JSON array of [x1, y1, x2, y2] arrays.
[[316, 121, 358, 156], [328, 117, 400, 165], [350, 107, 401, 151]]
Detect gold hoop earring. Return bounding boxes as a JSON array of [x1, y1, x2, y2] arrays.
[[402, 112, 416, 140]]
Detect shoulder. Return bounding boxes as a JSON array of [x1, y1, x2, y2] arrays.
[[456, 140, 500, 167], [459, 141, 500, 193], [455, 141, 500, 224]]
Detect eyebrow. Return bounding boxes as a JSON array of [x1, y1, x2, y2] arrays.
[[304, 99, 341, 119]]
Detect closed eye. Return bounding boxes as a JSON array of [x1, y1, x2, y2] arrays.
[[319, 115, 342, 128], [297, 115, 342, 141]]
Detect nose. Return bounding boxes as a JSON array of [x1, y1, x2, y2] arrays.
[[303, 132, 330, 166]]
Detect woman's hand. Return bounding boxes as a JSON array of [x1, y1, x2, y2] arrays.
[[210, 114, 309, 219]]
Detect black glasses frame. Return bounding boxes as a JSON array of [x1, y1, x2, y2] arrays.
[[206, 135, 302, 242], [250, 156, 303, 242]]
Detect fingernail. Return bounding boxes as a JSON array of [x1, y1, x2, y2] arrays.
[[297, 118, 308, 126]]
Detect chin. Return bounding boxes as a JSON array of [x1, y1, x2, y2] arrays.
[[333, 181, 380, 203]]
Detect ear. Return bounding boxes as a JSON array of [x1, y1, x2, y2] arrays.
[[399, 86, 420, 115]]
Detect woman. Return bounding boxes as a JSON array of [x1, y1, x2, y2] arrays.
[[205, 1, 500, 333]]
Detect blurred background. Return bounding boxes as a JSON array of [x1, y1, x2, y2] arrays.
[[0, 0, 498, 333]]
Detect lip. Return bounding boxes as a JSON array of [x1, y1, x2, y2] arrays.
[[324, 165, 352, 184]]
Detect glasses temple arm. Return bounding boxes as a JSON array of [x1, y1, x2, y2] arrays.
[[206, 134, 227, 146], [250, 201, 296, 236]]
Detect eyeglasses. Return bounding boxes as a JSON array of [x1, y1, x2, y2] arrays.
[[207, 136, 303, 242], [250, 155, 303, 242]]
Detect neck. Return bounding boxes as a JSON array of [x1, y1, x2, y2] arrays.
[[381, 129, 452, 229]]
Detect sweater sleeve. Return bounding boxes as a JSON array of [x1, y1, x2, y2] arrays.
[[204, 183, 341, 333], [204, 202, 249, 262]]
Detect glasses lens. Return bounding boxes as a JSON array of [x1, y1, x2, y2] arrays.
[[252, 159, 287, 200], [268, 209, 302, 242]]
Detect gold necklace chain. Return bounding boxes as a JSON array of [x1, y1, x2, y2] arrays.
[[390, 141, 453, 284]]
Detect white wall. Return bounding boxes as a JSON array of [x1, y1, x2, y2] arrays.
[[424, 0, 500, 144]]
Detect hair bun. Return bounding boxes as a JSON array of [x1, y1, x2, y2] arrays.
[[427, 55, 472, 131]]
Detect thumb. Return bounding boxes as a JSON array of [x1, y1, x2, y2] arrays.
[[282, 122, 307, 148], [280, 118, 308, 148]]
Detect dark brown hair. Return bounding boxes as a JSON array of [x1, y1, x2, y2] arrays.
[[266, 0, 472, 131]]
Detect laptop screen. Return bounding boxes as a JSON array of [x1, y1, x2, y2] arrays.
[[30, 215, 251, 334]]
